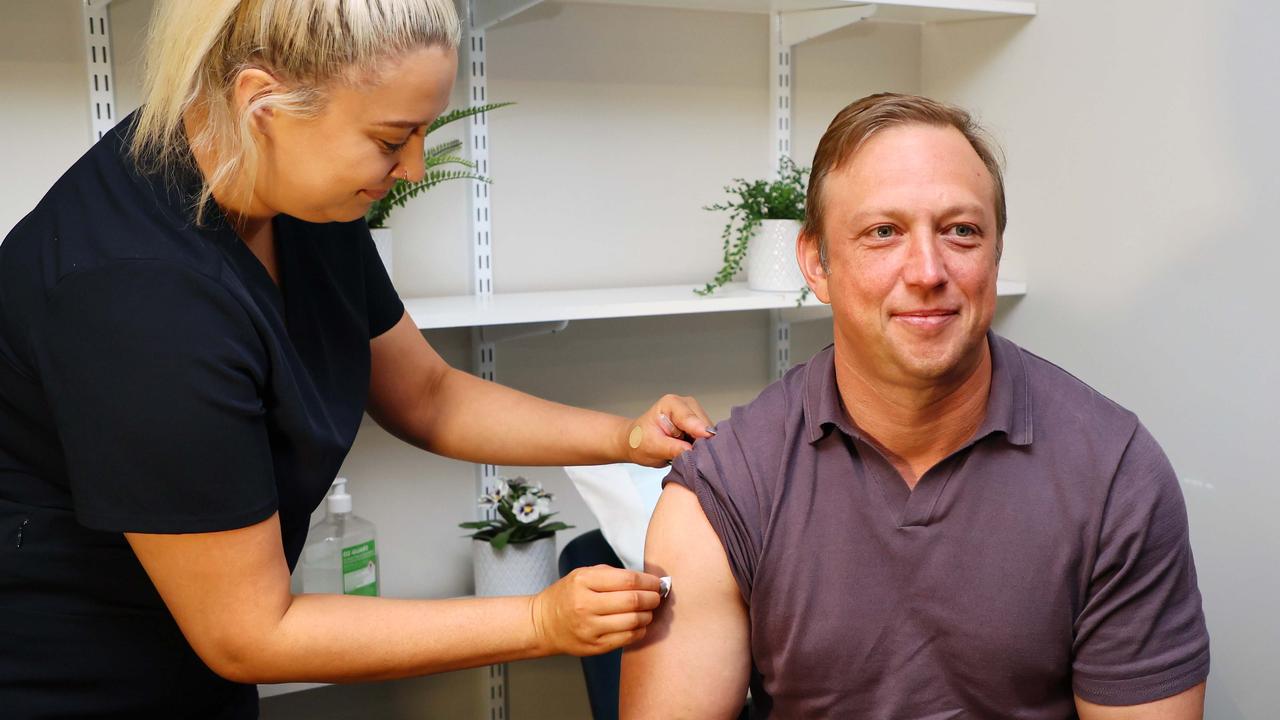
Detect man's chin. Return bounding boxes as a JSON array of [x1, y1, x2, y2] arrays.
[[888, 338, 979, 383]]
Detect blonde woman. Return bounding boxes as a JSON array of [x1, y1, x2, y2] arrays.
[[0, 1, 713, 716]]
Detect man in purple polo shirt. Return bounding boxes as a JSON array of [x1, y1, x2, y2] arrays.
[[620, 93, 1209, 719]]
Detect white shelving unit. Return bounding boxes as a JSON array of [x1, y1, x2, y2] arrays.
[[478, 0, 1036, 28], [405, 280, 1028, 330], [466, 0, 1033, 389]]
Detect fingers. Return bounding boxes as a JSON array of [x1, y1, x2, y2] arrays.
[[587, 628, 648, 655], [660, 395, 716, 439], [654, 436, 693, 465], [579, 565, 662, 594], [596, 610, 654, 635], [685, 397, 715, 434], [656, 412, 679, 436], [593, 588, 662, 615], [541, 568, 663, 656]]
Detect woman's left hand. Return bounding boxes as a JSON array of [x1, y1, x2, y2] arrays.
[[620, 394, 716, 467]]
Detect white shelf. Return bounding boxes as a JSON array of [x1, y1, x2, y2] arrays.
[[405, 280, 1026, 330], [484, 0, 1036, 25], [258, 682, 328, 699]]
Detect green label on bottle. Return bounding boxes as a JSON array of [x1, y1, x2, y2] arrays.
[[341, 540, 378, 596]]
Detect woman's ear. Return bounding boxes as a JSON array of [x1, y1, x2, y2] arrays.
[[231, 67, 279, 135], [797, 228, 832, 305]]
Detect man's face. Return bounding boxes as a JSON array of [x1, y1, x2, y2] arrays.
[[800, 123, 1000, 388]]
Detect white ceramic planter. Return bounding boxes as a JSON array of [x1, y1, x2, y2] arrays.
[[747, 219, 805, 292], [473, 536, 559, 597], [370, 227, 393, 280]]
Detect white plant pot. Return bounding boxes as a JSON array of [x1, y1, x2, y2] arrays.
[[473, 536, 559, 597], [747, 219, 805, 292], [370, 227, 393, 280]]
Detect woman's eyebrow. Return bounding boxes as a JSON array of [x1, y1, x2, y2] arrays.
[[375, 119, 428, 129]]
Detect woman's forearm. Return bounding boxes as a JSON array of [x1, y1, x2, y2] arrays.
[[235, 593, 546, 684], [413, 366, 632, 466]]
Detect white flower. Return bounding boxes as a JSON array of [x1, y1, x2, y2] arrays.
[[535, 497, 551, 516], [513, 494, 542, 524], [478, 482, 510, 509]]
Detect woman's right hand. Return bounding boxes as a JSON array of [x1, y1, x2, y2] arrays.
[[530, 565, 664, 656]]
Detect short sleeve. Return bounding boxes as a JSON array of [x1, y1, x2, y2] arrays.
[[359, 225, 404, 338], [36, 261, 278, 533], [1071, 422, 1210, 704], [663, 417, 770, 605]]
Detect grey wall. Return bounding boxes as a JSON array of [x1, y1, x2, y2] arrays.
[[924, 2, 1279, 717]]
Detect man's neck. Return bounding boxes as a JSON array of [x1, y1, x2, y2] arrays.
[[834, 338, 993, 488]]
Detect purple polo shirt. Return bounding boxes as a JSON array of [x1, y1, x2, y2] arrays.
[[665, 332, 1209, 718]]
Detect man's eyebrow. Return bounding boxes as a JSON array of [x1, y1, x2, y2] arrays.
[[937, 203, 989, 218], [847, 204, 990, 222]]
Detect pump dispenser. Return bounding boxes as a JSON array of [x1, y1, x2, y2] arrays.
[[299, 477, 379, 596]]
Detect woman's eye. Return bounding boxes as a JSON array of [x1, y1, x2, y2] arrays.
[[380, 139, 409, 154]]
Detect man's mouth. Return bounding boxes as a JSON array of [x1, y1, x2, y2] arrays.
[[892, 309, 959, 329]]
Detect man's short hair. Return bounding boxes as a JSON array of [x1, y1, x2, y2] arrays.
[[803, 93, 1007, 269]]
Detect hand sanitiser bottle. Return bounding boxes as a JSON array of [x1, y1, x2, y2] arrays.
[[300, 478, 379, 596]]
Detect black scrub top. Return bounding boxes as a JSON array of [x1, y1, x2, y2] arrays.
[[0, 114, 404, 717]]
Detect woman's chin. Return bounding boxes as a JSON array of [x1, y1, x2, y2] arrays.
[[292, 203, 370, 224]]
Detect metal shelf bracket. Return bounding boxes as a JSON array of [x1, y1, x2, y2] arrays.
[[779, 4, 878, 47]]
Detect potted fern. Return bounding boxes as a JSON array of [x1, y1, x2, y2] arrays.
[[365, 101, 513, 277], [698, 157, 810, 295]]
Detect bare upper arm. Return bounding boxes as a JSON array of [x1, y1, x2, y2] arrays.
[[367, 311, 450, 444], [619, 483, 751, 720], [1075, 682, 1205, 720], [125, 513, 292, 682]]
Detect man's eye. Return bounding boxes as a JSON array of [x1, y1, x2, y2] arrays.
[[873, 225, 894, 239], [952, 225, 977, 237]]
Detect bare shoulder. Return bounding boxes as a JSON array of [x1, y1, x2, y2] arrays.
[[619, 484, 751, 720]]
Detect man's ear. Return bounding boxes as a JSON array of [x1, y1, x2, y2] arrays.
[[231, 67, 279, 137], [797, 227, 831, 305]]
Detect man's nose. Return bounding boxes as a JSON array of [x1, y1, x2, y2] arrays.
[[902, 233, 948, 289]]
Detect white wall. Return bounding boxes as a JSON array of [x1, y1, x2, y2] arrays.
[[924, 2, 1279, 718], [0, 0, 92, 227]]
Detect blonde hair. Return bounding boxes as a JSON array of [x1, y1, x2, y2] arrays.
[[803, 93, 1007, 269], [130, 0, 461, 222]]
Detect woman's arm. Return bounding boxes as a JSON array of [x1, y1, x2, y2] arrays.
[[126, 513, 662, 684], [367, 313, 714, 467]]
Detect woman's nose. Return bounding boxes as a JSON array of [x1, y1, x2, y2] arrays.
[[395, 136, 426, 183]]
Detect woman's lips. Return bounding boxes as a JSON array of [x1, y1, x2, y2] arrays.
[[362, 187, 392, 201]]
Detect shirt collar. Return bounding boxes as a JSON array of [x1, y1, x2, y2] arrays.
[[115, 110, 232, 234], [803, 331, 1034, 447]]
